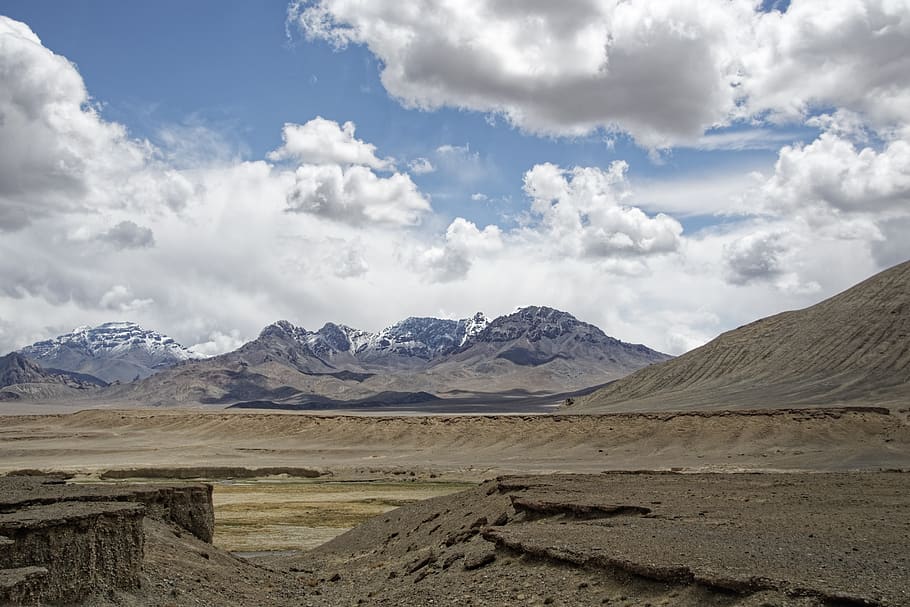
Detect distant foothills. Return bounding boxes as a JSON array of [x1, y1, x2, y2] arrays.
[[0, 307, 670, 409]]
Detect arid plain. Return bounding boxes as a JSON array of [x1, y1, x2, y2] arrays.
[[2, 405, 909, 606]]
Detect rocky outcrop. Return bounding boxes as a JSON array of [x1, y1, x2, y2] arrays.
[[0, 476, 214, 605], [0, 501, 145, 604], [285, 471, 909, 607]]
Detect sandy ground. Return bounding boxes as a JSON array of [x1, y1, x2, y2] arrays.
[[1, 407, 908, 480]]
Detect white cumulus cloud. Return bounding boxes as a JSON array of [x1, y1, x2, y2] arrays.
[[0, 16, 160, 229], [522, 162, 683, 258], [743, 0, 910, 132], [268, 117, 393, 169], [291, 1, 910, 150], [285, 164, 431, 226], [416, 218, 503, 282], [190, 329, 246, 357], [762, 132, 910, 215], [290, 0, 754, 148]]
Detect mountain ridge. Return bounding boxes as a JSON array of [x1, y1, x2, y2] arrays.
[[102, 306, 670, 408], [231, 306, 665, 371], [573, 259, 910, 412], [0, 352, 107, 401]]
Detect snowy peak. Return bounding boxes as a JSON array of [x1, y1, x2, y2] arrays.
[[456, 312, 490, 346], [255, 315, 491, 363], [22, 322, 201, 361], [18, 322, 202, 383], [372, 317, 462, 359], [475, 306, 601, 343]]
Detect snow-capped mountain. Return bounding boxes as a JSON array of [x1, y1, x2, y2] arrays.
[[242, 307, 664, 373], [458, 312, 490, 346], [244, 313, 493, 370], [445, 306, 669, 369], [18, 322, 202, 383], [40, 308, 670, 408]]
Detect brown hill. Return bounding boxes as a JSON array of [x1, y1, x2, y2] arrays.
[[574, 260, 910, 412], [0, 353, 106, 401]]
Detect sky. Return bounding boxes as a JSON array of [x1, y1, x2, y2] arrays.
[[0, 0, 908, 357]]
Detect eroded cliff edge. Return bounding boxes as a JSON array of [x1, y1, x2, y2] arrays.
[[0, 476, 213, 604]]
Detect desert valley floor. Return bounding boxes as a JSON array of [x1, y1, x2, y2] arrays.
[[1, 406, 909, 606]]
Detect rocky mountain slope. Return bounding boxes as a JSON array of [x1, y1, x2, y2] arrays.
[[18, 322, 202, 383], [574, 260, 910, 412], [106, 307, 670, 408], [0, 352, 107, 401]]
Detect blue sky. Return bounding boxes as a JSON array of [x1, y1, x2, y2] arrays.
[[0, 1, 908, 356], [1, 0, 794, 230]]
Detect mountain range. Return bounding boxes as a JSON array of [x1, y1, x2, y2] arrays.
[[9, 257, 907, 413], [4, 307, 670, 409], [107, 306, 670, 408]]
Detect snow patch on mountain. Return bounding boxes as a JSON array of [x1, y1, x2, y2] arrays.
[[256, 313, 494, 362], [18, 322, 203, 383], [22, 322, 203, 361], [253, 308, 639, 365]]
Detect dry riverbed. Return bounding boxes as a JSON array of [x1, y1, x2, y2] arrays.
[[65, 475, 474, 554], [211, 479, 473, 553]]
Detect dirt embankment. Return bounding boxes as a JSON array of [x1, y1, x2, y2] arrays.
[[0, 406, 907, 604], [3, 470, 908, 606], [0, 476, 213, 604], [1, 407, 907, 478]]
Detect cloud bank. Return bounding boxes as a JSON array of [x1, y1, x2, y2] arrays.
[[1, 6, 910, 361]]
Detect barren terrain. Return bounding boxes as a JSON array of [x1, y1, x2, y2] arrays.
[[577, 260, 910, 412], [2, 406, 909, 605], [6, 471, 907, 606], [1, 407, 908, 478]]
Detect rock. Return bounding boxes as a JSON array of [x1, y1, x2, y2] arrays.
[[0, 566, 48, 603], [463, 548, 496, 571]]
